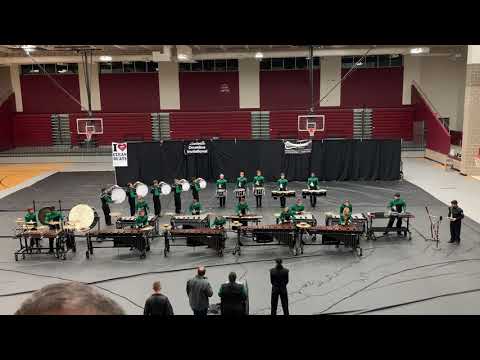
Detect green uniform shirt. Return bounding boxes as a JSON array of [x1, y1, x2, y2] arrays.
[[236, 202, 249, 215], [175, 184, 182, 194], [339, 204, 353, 216], [307, 176, 319, 189], [236, 176, 248, 189], [191, 181, 201, 193], [136, 200, 149, 214], [45, 211, 63, 222], [189, 202, 202, 214], [127, 188, 136, 199], [24, 213, 37, 224], [212, 217, 226, 227], [216, 178, 227, 189], [135, 215, 149, 227], [151, 185, 161, 197], [339, 213, 352, 225], [388, 198, 406, 212], [279, 209, 293, 223], [277, 178, 288, 190], [290, 204, 305, 213], [101, 193, 113, 205], [253, 175, 265, 187]]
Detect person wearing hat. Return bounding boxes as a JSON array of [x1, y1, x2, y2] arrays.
[[216, 174, 227, 208], [385, 193, 407, 235], [307, 172, 319, 207], [448, 200, 464, 244], [270, 258, 289, 316], [100, 188, 113, 226], [276, 173, 289, 208], [150, 180, 162, 217], [136, 196, 149, 216], [126, 182, 137, 216], [253, 169, 265, 208]]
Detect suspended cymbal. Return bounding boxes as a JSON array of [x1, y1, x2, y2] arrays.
[[296, 222, 311, 229], [231, 221, 242, 227]]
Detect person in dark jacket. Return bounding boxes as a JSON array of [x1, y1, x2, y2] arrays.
[[186, 266, 213, 317], [448, 200, 464, 244], [218, 272, 247, 317], [270, 258, 289, 316], [144, 281, 174, 316]]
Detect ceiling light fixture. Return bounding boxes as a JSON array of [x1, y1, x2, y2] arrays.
[[99, 55, 112, 62], [21, 45, 36, 54], [177, 54, 189, 61], [255, 52, 264, 59], [410, 47, 429, 55]]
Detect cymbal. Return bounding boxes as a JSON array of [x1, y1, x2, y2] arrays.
[[296, 222, 311, 229], [26, 221, 37, 224], [231, 221, 242, 227]]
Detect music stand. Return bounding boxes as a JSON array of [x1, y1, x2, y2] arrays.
[[425, 206, 442, 249]]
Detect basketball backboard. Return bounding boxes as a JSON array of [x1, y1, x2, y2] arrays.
[[298, 115, 325, 137], [77, 118, 103, 135]]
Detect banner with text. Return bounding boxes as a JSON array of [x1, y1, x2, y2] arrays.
[[284, 140, 312, 154], [184, 141, 209, 155], [112, 142, 128, 167]]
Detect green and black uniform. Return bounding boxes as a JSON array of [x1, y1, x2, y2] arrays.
[[135, 214, 149, 228], [277, 178, 289, 208], [236, 202, 250, 226], [127, 187, 137, 216], [253, 175, 265, 208], [278, 209, 294, 223], [212, 217, 226, 228], [189, 202, 202, 215], [136, 199, 149, 215], [191, 180, 201, 201], [174, 183, 182, 214], [339, 203, 353, 225], [45, 210, 63, 253], [216, 178, 227, 208], [386, 198, 407, 234], [150, 185, 162, 216], [101, 192, 113, 226], [25, 212, 39, 248], [307, 176, 319, 207], [236, 176, 248, 202], [289, 204, 305, 215]]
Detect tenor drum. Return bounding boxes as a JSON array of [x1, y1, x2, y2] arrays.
[[216, 189, 226, 198], [198, 178, 207, 189], [68, 204, 99, 231], [234, 188, 246, 198], [254, 187, 265, 196], [111, 186, 127, 204], [159, 182, 172, 195], [135, 182, 149, 198]]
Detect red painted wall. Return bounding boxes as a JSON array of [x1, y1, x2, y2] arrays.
[[0, 94, 15, 150], [341, 68, 403, 108], [270, 109, 353, 139], [411, 85, 450, 154], [70, 113, 152, 146], [99, 74, 160, 113], [179, 72, 239, 111], [260, 70, 320, 111], [21, 74, 81, 113], [372, 107, 414, 140], [13, 113, 52, 146], [170, 112, 250, 140]]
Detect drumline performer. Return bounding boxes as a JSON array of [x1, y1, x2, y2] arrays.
[[150, 180, 162, 217], [189, 198, 202, 215], [307, 172, 319, 207], [448, 200, 464, 244], [277, 173, 289, 208], [173, 179, 182, 214], [45, 207, 63, 254], [136, 196, 149, 216], [384, 193, 407, 235], [126, 182, 137, 216], [253, 170, 265, 208], [216, 174, 227, 208], [191, 177, 201, 202], [24, 208, 40, 249], [100, 188, 113, 226], [236, 171, 248, 202]]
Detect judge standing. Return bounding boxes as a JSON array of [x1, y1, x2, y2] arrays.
[[448, 200, 464, 244]]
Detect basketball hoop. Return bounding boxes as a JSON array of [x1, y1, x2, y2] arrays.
[[307, 128, 316, 138], [85, 128, 93, 143]]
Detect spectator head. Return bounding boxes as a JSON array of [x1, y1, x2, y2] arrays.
[[228, 272, 237, 283], [152, 281, 161, 293], [15, 282, 125, 315], [275, 258, 283, 267], [197, 266, 206, 276], [451, 200, 458, 207]]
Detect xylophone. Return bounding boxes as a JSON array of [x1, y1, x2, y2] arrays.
[[116, 215, 159, 233], [364, 211, 415, 240], [165, 228, 226, 256], [170, 214, 210, 229], [326, 213, 367, 232], [278, 212, 317, 226], [14, 228, 75, 261], [225, 214, 262, 227], [301, 189, 327, 198], [86, 227, 155, 259], [271, 190, 296, 199], [234, 223, 296, 256]]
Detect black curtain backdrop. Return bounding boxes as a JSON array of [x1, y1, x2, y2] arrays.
[[115, 140, 401, 186]]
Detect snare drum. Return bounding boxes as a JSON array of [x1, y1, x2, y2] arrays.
[[254, 187, 265, 196], [216, 189, 226, 198], [234, 188, 246, 199]]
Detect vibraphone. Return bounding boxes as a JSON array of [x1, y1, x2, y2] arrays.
[[116, 215, 159, 233], [271, 190, 296, 199], [275, 212, 317, 226], [170, 214, 210, 229], [326, 213, 367, 233], [86, 227, 154, 259], [164, 228, 226, 257], [224, 214, 262, 228], [14, 228, 75, 261], [301, 189, 327, 198], [364, 211, 415, 240], [233, 223, 296, 256]]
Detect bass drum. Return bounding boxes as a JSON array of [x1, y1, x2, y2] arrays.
[[38, 206, 54, 225], [68, 204, 99, 231], [135, 182, 149, 198], [198, 178, 207, 190], [179, 179, 190, 192], [111, 186, 126, 204], [159, 182, 172, 195]]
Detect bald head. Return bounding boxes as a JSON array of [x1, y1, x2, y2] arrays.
[[197, 266, 206, 276], [15, 282, 125, 315]]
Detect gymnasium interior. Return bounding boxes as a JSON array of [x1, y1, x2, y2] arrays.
[[0, 44, 479, 315]]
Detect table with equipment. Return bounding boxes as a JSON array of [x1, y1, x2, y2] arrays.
[[115, 215, 159, 233], [275, 212, 317, 226], [364, 211, 415, 240], [170, 214, 210, 229], [233, 223, 296, 256], [163, 226, 226, 257], [224, 214, 262, 229]]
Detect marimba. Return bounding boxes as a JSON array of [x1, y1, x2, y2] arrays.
[[234, 223, 296, 256], [165, 228, 226, 257], [14, 227, 75, 261], [271, 190, 296, 199], [116, 215, 159, 233], [364, 211, 415, 240], [298, 224, 364, 256], [224, 214, 262, 228], [86, 227, 155, 259], [301, 189, 327, 198], [170, 214, 210, 229], [326, 213, 367, 232]]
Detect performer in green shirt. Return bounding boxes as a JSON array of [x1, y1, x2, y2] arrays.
[[339, 200, 352, 226], [189, 199, 202, 215], [45, 207, 63, 254], [253, 169, 265, 208], [216, 174, 227, 208], [236, 198, 250, 226], [24, 208, 39, 249], [289, 198, 305, 215], [126, 182, 137, 216], [136, 197, 149, 215], [150, 180, 162, 216], [385, 193, 407, 235], [277, 173, 289, 208], [191, 177, 201, 202], [135, 209, 149, 228], [279, 207, 293, 223], [101, 188, 113, 226], [236, 171, 248, 202], [173, 179, 182, 214], [307, 172, 319, 207], [212, 216, 226, 229]]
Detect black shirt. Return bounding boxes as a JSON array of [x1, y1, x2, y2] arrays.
[[448, 206, 464, 220], [270, 266, 289, 292], [143, 293, 174, 316]]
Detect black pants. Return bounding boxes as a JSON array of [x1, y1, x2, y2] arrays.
[[128, 197, 135, 216], [280, 196, 286, 208], [310, 195, 317, 207], [219, 196, 226, 208], [192, 190, 199, 202], [174, 194, 181, 214], [153, 195, 161, 216], [387, 216, 402, 233], [102, 205, 111, 226], [271, 289, 289, 315], [193, 309, 208, 317], [450, 220, 461, 242], [255, 195, 262, 208]]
